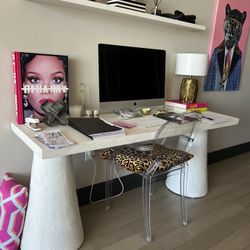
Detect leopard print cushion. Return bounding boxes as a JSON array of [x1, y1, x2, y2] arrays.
[[100, 149, 114, 160], [101, 144, 193, 174]]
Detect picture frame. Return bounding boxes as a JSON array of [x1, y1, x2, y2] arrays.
[[203, 0, 249, 91]]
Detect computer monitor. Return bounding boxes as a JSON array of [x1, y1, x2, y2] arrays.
[[98, 43, 166, 113]]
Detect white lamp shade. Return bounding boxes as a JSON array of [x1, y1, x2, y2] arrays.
[[175, 53, 208, 76]]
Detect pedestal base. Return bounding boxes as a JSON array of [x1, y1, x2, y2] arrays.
[[165, 131, 208, 198], [21, 154, 84, 250]]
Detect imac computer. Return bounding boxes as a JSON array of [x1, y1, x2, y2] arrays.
[[98, 43, 166, 113]]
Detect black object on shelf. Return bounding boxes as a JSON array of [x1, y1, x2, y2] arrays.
[[160, 10, 196, 24]]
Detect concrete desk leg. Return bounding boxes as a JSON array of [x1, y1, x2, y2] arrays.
[[21, 154, 84, 250], [165, 131, 208, 198]]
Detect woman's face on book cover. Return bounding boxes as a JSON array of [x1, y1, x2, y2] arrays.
[[24, 55, 67, 115]]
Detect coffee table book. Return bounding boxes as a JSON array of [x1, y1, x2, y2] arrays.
[[12, 52, 69, 124]]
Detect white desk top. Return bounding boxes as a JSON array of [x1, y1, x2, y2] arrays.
[[11, 111, 239, 159]]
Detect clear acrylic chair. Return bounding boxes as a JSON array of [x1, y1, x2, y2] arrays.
[[100, 111, 202, 242]]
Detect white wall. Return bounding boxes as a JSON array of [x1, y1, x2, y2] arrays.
[[0, 0, 249, 188]]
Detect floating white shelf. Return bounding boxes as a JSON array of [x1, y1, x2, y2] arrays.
[[27, 0, 206, 31]]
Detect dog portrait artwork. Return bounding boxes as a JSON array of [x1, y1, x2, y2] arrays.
[[204, 0, 249, 91]]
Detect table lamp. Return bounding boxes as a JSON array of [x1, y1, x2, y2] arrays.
[[175, 53, 208, 103]]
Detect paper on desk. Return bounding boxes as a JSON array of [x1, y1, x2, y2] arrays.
[[35, 129, 75, 149]]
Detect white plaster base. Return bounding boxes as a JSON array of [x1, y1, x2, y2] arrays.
[[21, 154, 84, 250], [165, 131, 208, 198]]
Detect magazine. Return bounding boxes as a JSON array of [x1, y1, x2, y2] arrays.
[[154, 112, 198, 124], [35, 129, 74, 149], [12, 52, 69, 124]]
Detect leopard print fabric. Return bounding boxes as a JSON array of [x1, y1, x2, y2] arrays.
[[100, 148, 114, 160], [101, 144, 193, 174]]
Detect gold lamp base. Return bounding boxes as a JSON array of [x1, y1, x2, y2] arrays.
[[179, 77, 198, 103]]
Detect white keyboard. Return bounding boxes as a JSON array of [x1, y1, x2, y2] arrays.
[[129, 116, 166, 128]]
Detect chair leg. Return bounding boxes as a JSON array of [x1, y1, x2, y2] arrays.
[[150, 176, 156, 195], [105, 159, 114, 210], [142, 175, 152, 242], [180, 164, 188, 226]]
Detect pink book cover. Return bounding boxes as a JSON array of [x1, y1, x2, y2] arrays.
[[165, 100, 208, 109], [12, 52, 24, 124], [12, 52, 69, 124]]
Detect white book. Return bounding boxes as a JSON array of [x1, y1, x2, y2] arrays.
[[107, 0, 146, 9], [108, 3, 145, 12]]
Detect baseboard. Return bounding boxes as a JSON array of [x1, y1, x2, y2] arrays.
[[207, 142, 250, 164], [77, 142, 250, 206]]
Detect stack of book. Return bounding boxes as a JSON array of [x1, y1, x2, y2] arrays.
[[165, 99, 208, 113], [107, 0, 146, 13]]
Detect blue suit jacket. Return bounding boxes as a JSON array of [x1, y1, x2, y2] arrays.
[[203, 42, 242, 91]]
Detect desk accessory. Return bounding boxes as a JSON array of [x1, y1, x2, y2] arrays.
[[175, 53, 208, 103], [118, 108, 140, 118], [68, 117, 125, 140], [79, 83, 86, 116], [25, 117, 41, 132], [140, 107, 151, 115], [112, 120, 136, 128], [69, 105, 82, 118], [154, 111, 199, 124], [152, 0, 162, 15]]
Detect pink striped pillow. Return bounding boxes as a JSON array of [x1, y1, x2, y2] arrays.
[[0, 173, 28, 250]]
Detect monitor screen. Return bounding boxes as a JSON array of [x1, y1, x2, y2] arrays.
[[98, 43, 166, 113]]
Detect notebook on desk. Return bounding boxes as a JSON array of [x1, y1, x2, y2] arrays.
[[68, 118, 125, 140]]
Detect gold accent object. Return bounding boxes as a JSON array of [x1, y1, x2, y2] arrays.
[[179, 77, 198, 103], [140, 107, 151, 115]]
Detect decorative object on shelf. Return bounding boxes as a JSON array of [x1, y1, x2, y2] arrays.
[[203, 1, 249, 91], [41, 100, 69, 126], [160, 10, 196, 24], [107, 0, 146, 13], [175, 53, 208, 103], [80, 82, 86, 116], [152, 0, 162, 15], [69, 105, 82, 118], [12, 51, 69, 124], [26, 0, 206, 31]]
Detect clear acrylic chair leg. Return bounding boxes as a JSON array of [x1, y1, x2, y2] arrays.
[[150, 176, 156, 195], [142, 175, 152, 242], [180, 164, 188, 226], [105, 159, 114, 210]]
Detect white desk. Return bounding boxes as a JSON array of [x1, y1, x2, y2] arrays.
[[11, 111, 239, 250]]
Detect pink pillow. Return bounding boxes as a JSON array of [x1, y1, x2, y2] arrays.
[[0, 173, 28, 250]]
